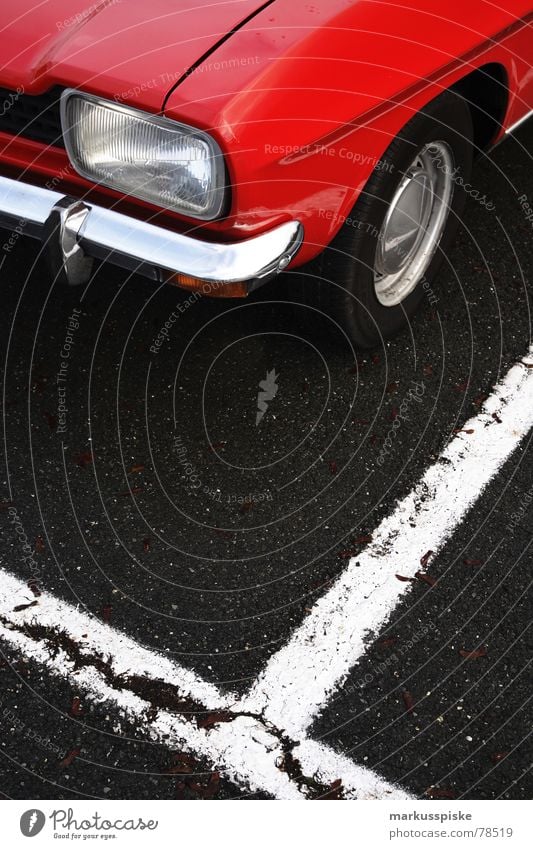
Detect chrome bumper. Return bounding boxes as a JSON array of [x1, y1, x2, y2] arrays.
[[0, 175, 303, 289]]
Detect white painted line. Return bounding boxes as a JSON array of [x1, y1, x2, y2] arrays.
[[0, 568, 409, 799], [4, 351, 532, 799], [295, 737, 412, 799], [0, 567, 232, 711], [241, 350, 533, 737]]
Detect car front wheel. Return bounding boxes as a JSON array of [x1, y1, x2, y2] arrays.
[[291, 89, 474, 349]]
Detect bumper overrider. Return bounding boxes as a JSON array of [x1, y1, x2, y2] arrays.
[[0, 175, 303, 292]]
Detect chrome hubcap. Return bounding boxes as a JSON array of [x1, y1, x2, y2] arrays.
[[374, 141, 454, 307]]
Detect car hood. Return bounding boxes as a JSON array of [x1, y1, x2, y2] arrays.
[[0, 0, 274, 111]]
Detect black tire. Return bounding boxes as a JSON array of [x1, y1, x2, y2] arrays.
[[290, 89, 473, 349]]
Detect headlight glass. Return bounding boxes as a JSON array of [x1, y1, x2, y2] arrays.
[[61, 90, 226, 220]]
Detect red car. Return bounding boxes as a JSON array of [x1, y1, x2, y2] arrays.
[[0, 1, 531, 347]]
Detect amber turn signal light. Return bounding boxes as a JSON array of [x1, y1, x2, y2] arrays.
[[169, 273, 249, 298]]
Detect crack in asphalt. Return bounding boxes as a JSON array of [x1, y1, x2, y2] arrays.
[[1, 611, 344, 799]]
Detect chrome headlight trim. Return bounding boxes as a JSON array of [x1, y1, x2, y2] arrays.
[[60, 88, 227, 221]]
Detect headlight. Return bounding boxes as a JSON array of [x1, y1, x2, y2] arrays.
[[60, 90, 227, 220]]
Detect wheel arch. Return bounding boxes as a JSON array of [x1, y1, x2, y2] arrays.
[[450, 62, 509, 154], [296, 61, 511, 265]]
